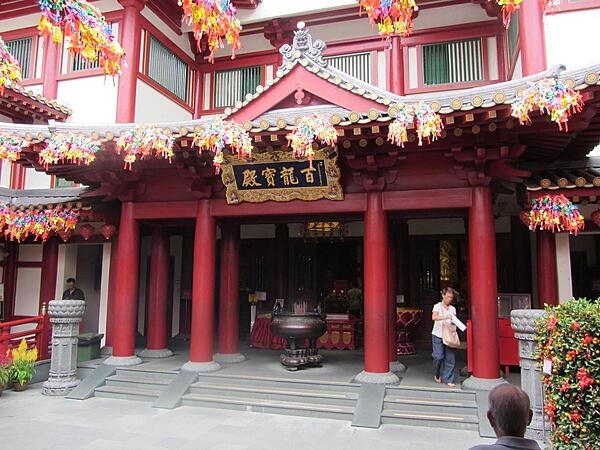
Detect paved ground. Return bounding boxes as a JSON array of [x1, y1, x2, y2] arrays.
[[1, 383, 497, 450]]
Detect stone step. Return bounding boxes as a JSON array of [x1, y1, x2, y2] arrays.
[[189, 382, 358, 407], [95, 385, 163, 402], [182, 393, 355, 421], [380, 408, 480, 431], [383, 396, 478, 416], [386, 384, 477, 402], [195, 373, 360, 394], [114, 367, 178, 382], [105, 374, 173, 390]]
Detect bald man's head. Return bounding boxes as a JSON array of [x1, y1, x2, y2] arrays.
[[487, 384, 532, 438]]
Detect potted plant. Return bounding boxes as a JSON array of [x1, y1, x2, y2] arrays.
[[0, 354, 10, 396], [8, 339, 38, 391]]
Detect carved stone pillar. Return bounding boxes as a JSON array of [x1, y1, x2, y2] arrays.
[[511, 309, 550, 440], [42, 300, 86, 396]]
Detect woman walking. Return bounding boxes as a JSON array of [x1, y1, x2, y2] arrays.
[[431, 287, 457, 387]]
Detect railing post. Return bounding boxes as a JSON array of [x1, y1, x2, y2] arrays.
[[0, 324, 8, 357], [39, 303, 51, 360], [511, 309, 550, 441], [42, 300, 86, 396]]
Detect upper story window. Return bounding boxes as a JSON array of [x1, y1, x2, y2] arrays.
[[324, 52, 372, 84], [71, 53, 100, 72], [422, 38, 483, 86], [146, 35, 191, 103], [213, 65, 263, 109], [5, 37, 34, 79]]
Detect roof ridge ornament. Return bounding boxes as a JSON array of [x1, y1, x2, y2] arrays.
[[279, 22, 327, 71]]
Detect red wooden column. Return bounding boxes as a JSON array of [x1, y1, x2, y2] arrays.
[[39, 238, 59, 309], [536, 231, 558, 306], [42, 36, 60, 99], [388, 36, 405, 95], [356, 192, 399, 384], [463, 187, 503, 389], [104, 203, 142, 366], [215, 223, 245, 363], [140, 226, 173, 358], [116, 0, 146, 122], [518, 1, 547, 76], [182, 200, 220, 372]]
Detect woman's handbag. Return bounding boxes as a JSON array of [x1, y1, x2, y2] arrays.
[[442, 323, 461, 348]]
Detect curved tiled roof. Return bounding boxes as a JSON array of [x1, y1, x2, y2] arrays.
[[0, 187, 89, 208], [1, 83, 72, 121], [522, 157, 600, 191]]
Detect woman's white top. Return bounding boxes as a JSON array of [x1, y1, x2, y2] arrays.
[[431, 302, 456, 338]]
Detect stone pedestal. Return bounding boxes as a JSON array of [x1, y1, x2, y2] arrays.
[[511, 309, 550, 441], [42, 300, 86, 396]]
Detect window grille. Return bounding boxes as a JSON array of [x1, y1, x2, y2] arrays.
[[71, 53, 100, 72], [55, 177, 75, 188], [147, 35, 190, 102], [423, 38, 483, 85], [214, 65, 262, 109], [5, 37, 32, 79], [324, 52, 372, 83]]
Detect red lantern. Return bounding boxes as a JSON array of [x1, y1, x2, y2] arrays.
[[519, 209, 531, 227], [100, 223, 116, 240], [58, 229, 72, 242], [591, 209, 600, 228], [79, 223, 95, 240]]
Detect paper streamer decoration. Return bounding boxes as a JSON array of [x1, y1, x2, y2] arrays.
[[115, 125, 175, 170], [180, 0, 242, 62], [38, 0, 125, 76], [388, 102, 444, 147], [498, 0, 563, 29], [192, 119, 252, 174], [511, 77, 584, 131], [359, 0, 418, 40], [39, 133, 100, 168], [528, 194, 584, 235], [0, 132, 29, 162], [286, 114, 338, 167], [0, 203, 79, 242], [0, 36, 23, 95]]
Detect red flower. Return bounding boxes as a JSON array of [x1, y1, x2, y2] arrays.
[[576, 367, 594, 389], [566, 350, 578, 361], [545, 401, 557, 419], [547, 316, 558, 330], [570, 411, 582, 422], [583, 333, 593, 345], [559, 380, 571, 392], [571, 322, 580, 331]]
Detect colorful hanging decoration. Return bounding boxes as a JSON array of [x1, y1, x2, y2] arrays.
[[38, 0, 125, 76], [359, 0, 418, 40], [100, 223, 116, 240], [388, 102, 444, 147], [78, 223, 95, 240], [39, 133, 100, 168], [179, 0, 242, 62], [527, 194, 584, 235], [0, 203, 79, 242], [0, 36, 23, 95], [192, 119, 252, 174], [286, 114, 338, 167], [0, 132, 29, 162], [115, 125, 174, 170], [498, 0, 563, 29], [511, 77, 584, 131]]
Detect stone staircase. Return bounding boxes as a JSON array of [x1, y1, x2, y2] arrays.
[[90, 369, 480, 431], [381, 384, 480, 431], [181, 373, 359, 422], [94, 367, 178, 402]]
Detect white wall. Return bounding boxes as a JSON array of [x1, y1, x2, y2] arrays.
[[545, 8, 600, 69], [142, 7, 194, 59], [555, 233, 573, 303], [57, 76, 118, 123], [135, 79, 193, 122], [170, 235, 183, 337], [24, 168, 52, 189], [98, 243, 112, 346], [55, 244, 78, 300]]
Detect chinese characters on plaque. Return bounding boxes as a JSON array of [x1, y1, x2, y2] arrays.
[[220, 149, 343, 204]]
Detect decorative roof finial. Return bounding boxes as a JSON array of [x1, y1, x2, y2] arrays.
[[279, 23, 327, 70]]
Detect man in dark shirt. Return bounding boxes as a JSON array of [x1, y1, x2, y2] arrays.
[[62, 278, 85, 300], [469, 384, 541, 450]]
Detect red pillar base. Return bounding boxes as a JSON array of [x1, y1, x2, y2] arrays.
[[181, 360, 221, 372], [355, 370, 400, 384], [214, 352, 246, 363]]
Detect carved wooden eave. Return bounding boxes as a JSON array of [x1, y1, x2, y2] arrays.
[[1, 84, 72, 122]]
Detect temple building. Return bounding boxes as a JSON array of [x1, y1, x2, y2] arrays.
[[1, 0, 600, 410]]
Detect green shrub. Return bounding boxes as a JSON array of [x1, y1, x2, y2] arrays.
[[536, 299, 600, 449]]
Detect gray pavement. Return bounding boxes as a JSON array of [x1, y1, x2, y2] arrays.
[[0, 383, 497, 450]]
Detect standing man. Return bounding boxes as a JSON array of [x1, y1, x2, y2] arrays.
[[62, 278, 85, 300]]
